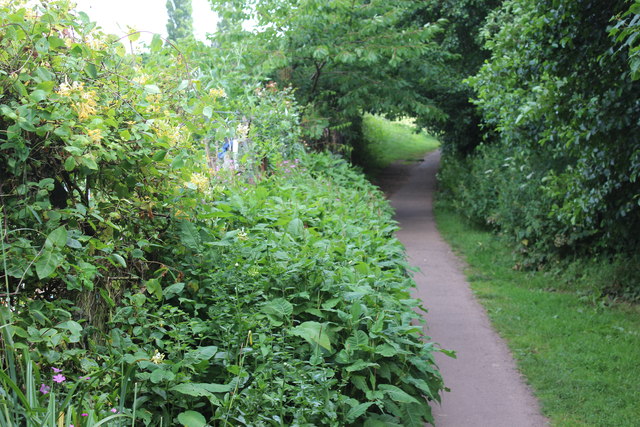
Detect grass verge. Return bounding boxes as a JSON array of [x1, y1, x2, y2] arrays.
[[435, 204, 640, 427], [360, 114, 439, 175]]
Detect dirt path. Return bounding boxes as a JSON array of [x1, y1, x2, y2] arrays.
[[379, 151, 548, 427]]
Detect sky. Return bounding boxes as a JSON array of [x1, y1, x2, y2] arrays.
[[73, 0, 219, 42]]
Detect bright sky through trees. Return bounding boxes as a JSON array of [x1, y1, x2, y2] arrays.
[[74, 0, 217, 41]]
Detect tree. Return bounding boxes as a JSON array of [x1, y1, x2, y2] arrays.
[[166, 0, 193, 41], [409, 0, 502, 154], [453, 0, 640, 260], [208, 0, 449, 147]]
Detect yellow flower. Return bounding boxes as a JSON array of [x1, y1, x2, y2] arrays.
[[174, 209, 190, 220], [56, 80, 83, 97], [236, 123, 249, 139], [189, 173, 209, 192], [56, 81, 97, 121], [208, 88, 227, 99], [150, 350, 165, 365], [87, 128, 102, 143]]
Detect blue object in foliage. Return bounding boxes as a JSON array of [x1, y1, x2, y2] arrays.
[[218, 139, 232, 159]]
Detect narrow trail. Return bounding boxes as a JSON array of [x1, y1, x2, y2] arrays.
[[380, 151, 548, 427]]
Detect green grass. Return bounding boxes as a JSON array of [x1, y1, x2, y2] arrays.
[[435, 204, 640, 427], [361, 114, 439, 174]]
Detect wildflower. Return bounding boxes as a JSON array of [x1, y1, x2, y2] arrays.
[[56, 80, 97, 121], [174, 209, 189, 220], [150, 349, 165, 365], [209, 88, 227, 99], [87, 129, 102, 144], [39, 383, 51, 394], [79, 376, 91, 380], [189, 173, 209, 192], [236, 123, 249, 139], [52, 367, 63, 373], [111, 408, 118, 413], [56, 80, 83, 97], [81, 413, 88, 417], [53, 374, 66, 383], [237, 229, 248, 241], [87, 35, 106, 50], [76, 90, 97, 120]]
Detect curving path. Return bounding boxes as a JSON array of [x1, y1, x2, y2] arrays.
[[380, 151, 548, 427]]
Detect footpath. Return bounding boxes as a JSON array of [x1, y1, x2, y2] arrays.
[[380, 151, 548, 427]]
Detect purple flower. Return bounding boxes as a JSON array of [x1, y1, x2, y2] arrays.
[[81, 413, 88, 417], [53, 374, 66, 383], [52, 367, 63, 373], [39, 383, 51, 394], [79, 376, 90, 381], [110, 408, 118, 413]]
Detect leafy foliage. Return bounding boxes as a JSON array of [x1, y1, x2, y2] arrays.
[[439, 0, 640, 292], [208, 0, 449, 146], [104, 153, 444, 425], [409, 0, 501, 153], [610, 0, 640, 80], [0, 1, 445, 425]]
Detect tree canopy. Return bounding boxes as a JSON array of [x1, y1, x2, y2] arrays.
[[209, 0, 449, 141], [166, 0, 194, 40]]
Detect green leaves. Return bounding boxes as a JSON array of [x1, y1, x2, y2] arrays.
[[291, 321, 332, 351], [379, 384, 420, 404], [177, 411, 206, 427], [35, 250, 64, 280], [178, 221, 201, 251], [208, 0, 446, 137], [456, 0, 640, 263], [262, 298, 293, 317], [36, 227, 67, 279], [286, 218, 304, 238], [346, 402, 375, 422], [0, 1, 445, 424], [45, 226, 68, 248], [171, 382, 231, 396]]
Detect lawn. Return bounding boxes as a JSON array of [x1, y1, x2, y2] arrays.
[[361, 114, 439, 174]]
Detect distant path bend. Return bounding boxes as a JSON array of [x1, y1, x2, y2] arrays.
[[382, 151, 548, 427]]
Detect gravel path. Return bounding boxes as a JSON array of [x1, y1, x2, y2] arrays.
[[380, 151, 549, 427]]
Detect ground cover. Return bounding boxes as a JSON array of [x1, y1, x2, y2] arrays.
[[435, 205, 640, 427], [360, 115, 439, 175]]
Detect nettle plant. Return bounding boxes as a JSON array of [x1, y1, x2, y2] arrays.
[[104, 152, 446, 425]]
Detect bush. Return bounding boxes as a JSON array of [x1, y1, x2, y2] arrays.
[[103, 152, 444, 425], [441, 0, 640, 274]]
